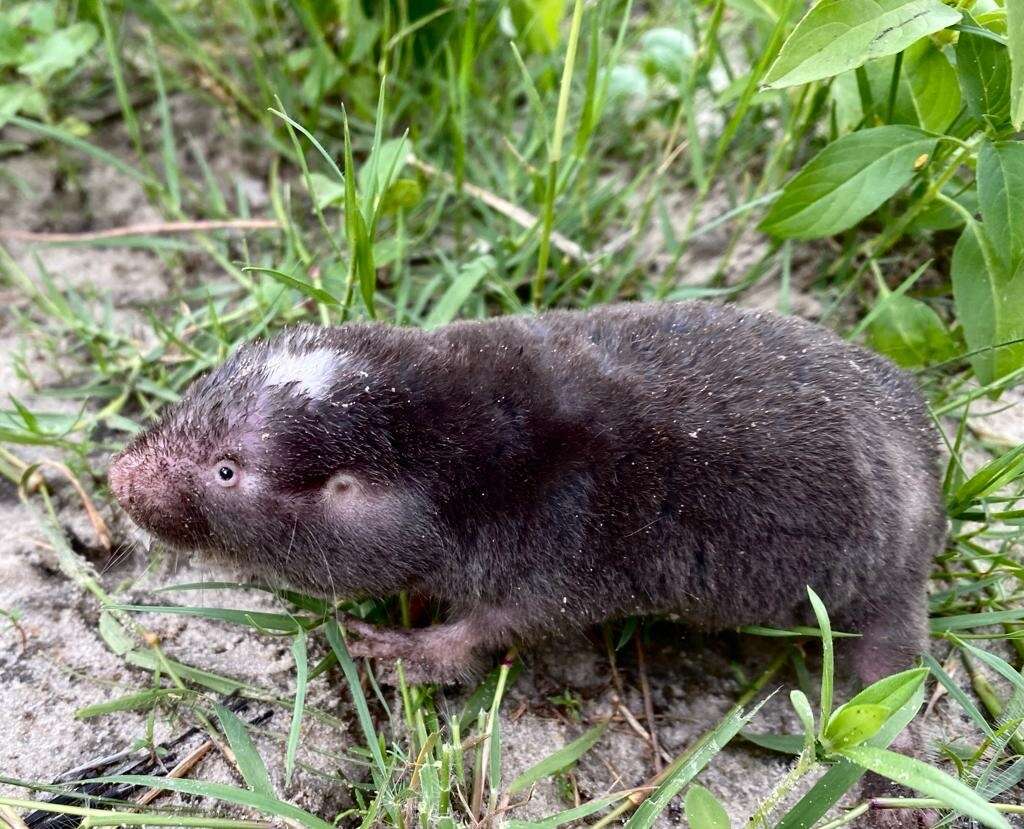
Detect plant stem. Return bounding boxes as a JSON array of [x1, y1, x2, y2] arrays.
[[533, 0, 586, 307]]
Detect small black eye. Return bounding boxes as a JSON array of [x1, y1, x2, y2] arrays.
[[214, 459, 240, 488]]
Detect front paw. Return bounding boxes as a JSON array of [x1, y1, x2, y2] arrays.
[[341, 617, 481, 685]]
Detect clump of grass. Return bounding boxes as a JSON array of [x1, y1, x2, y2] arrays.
[[2, 0, 1024, 827]]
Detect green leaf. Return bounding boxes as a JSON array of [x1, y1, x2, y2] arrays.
[[108, 603, 312, 633], [505, 793, 624, 829], [286, 631, 308, 787], [215, 705, 275, 799], [94, 775, 333, 829], [242, 266, 341, 308], [358, 137, 410, 207], [921, 652, 995, 739], [819, 667, 933, 749], [835, 667, 928, 714], [510, 0, 568, 53], [867, 294, 956, 367], [823, 703, 891, 750], [956, 23, 1013, 129], [759, 126, 936, 239], [951, 219, 1024, 385], [424, 255, 494, 328], [380, 178, 422, 214], [807, 587, 834, 732], [978, 140, 1024, 275], [740, 730, 806, 755], [1009, 0, 1024, 127], [18, 22, 98, 80], [624, 697, 768, 828], [933, 607, 1024, 632], [0, 84, 30, 130], [836, 745, 1010, 828], [901, 38, 961, 133], [763, 0, 959, 89], [684, 785, 731, 829], [326, 620, 387, 779], [946, 443, 1024, 515], [508, 721, 608, 794], [790, 690, 816, 752], [640, 28, 695, 84], [308, 171, 346, 210], [76, 688, 184, 719], [776, 684, 923, 829]]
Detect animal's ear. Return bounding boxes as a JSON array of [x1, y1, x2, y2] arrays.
[[326, 472, 360, 498], [322, 471, 382, 516]]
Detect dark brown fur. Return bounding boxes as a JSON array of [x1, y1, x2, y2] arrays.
[[110, 301, 946, 685]]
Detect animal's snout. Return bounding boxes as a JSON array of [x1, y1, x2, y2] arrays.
[[108, 450, 206, 547]]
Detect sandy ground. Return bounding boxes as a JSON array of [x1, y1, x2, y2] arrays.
[[1, 110, 1022, 828]]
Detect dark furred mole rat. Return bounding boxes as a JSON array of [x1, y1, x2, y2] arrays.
[[109, 300, 945, 686]]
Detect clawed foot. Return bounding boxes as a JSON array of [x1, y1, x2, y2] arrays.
[[341, 616, 483, 685]]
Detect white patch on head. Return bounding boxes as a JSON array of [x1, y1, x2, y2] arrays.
[[263, 347, 345, 399]]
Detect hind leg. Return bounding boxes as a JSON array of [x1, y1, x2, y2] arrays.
[[841, 587, 935, 828], [845, 591, 928, 686]]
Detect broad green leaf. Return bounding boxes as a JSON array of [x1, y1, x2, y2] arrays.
[[833, 667, 928, 714], [18, 22, 98, 80], [308, 171, 345, 210], [837, 745, 1010, 828], [215, 705, 275, 799], [978, 140, 1024, 274], [763, 0, 960, 89], [1010, 0, 1024, 127], [684, 785, 731, 829], [776, 684, 923, 829], [957, 24, 1012, 129], [508, 721, 608, 794], [380, 178, 422, 213], [511, 0, 567, 53], [822, 703, 891, 749], [759, 126, 936, 239], [358, 137, 410, 207], [606, 64, 649, 106], [0, 84, 29, 130], [951, 220, 1024, 384], [867, 294, 956, 367], [640, 28, 694, 84], [902, 38, 961, 133]]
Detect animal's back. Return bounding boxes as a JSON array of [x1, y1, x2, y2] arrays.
[[432, 302, 944, 639]]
